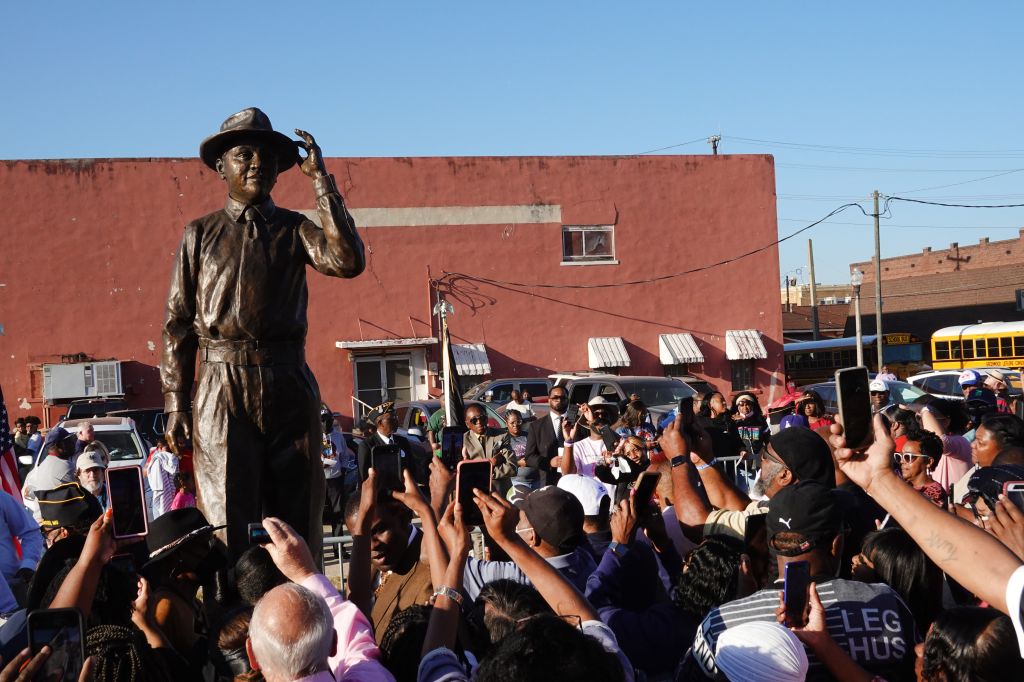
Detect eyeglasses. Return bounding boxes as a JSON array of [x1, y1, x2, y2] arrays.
[[468, 417, 486, 424], [762, 446, 787, 469], [893, 452, 929, 464]]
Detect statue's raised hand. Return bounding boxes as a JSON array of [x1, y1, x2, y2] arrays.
[[294, 128, 327, 179]]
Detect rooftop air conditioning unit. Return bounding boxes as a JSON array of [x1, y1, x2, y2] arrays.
[[43, 361, 123, 400]]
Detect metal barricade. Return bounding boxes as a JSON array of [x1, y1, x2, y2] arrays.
[[714, 455, 756, 492]]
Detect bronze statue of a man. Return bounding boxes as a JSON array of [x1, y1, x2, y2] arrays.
[[161, 108, 365, 559]]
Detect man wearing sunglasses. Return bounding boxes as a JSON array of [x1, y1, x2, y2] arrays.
[[463, 404, 516, 491]]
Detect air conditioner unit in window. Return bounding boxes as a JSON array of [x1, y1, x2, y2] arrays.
[[42, 361, 123, 400]]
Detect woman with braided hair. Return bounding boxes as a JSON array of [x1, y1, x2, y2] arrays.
[[85, 623, 179, 682]]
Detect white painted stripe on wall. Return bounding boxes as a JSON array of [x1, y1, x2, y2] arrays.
[[300, 204, 561, 227]]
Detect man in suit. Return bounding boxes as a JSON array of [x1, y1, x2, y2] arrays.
[[524, 385, 570, 486], [356, 409, 419, 485], [463, 404, 516, 493]]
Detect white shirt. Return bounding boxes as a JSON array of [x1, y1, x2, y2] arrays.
[[572, 437, 607, 478], [549, 410, 566, 439]]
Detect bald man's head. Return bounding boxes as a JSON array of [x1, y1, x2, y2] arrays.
[[247, 583, 336, 681]]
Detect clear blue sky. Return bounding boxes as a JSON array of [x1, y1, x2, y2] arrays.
[[4, 1, 1023, 285]]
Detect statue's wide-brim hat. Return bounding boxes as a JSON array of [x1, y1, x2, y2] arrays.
[[199, 107, 300, 172]]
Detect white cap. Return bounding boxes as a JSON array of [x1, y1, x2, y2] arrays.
[[75, 452, 107, 471], [556, 474, 610, 516], [716, 621, 809, 682], [868, 379, 888, 392], [587, 396, 612, 406]]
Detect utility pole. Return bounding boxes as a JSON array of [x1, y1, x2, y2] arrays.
[[808, 239, 820, 340], [873, 190, 884, 369], [708, 135, 721, 155]]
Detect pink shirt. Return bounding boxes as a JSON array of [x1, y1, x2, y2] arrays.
[[934, 433, 973, 494], [300, 573, 394, 681]]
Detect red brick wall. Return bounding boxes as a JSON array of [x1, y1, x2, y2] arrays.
[[0, 154, 784, 423], [852, 230, 1024, 282]]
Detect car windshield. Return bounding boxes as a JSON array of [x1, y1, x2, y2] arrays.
[[461, 382, 489, 399], [889, 383, 926, 404], [94, 432, 144, 462], [616, 380, 696, 406]]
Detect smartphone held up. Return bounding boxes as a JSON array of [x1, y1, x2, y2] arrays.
[[106, 465, 148, 540], [835, 367, 874, 450]]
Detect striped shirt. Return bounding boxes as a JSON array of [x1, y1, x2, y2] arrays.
[[679, 578, 919, 681]]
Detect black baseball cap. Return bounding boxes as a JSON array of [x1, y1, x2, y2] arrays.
[[37, 483, 103, 530], [768, 427, 836, 488], [766, 480, 842, 557], [520, 486, 585, 554], [966, 464, 1024, 510]]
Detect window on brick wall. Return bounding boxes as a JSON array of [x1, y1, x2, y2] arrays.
[[731, 360, 755, 391], [562, 225, 616, 264]]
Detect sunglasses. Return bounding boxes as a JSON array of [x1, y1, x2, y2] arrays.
[[468, 417, 486, 424], [893, 452, 930, 464]]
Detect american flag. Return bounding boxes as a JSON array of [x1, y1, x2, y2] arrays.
[[0, 387, 24, 504]]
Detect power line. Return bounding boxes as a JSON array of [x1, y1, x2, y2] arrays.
[[884, 195, 1024, 209], [443, 202, 868, 291], [725, 135, 1024, 159], [778, 216, 1019, 229], [893, 169, 1024, 195], [634, 137, 708, 155], [776, 163, 1024, 173]]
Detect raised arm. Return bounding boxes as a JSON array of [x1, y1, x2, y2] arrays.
[[422, 501, 471, 656], [661, 416, 713, 542], [833, 415, 1021, 612], [392, 468, 448, 589], [690, 420, 750, 512], [294, 129, 365, 278], [347, 470, 379, 618], [473, 489, 599, 621]]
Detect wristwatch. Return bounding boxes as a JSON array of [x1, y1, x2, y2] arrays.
[[670, 454, 688, 468], [609, 541, 631, 558]]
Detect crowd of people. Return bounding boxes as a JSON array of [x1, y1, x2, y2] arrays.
[[3, 367, 1024, 681]]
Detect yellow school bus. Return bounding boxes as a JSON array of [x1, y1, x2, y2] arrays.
[[931, 322, 1024, 370]]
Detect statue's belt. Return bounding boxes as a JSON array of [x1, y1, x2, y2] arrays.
[[199, 339, 304, 366]]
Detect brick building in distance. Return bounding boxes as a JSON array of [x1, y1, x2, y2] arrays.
[[0, 154, 784, 427], [848, 231, 1024, 362]]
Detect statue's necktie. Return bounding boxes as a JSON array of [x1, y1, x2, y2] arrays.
[[237, 206, 267, 337]]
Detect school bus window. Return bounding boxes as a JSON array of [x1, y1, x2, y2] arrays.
[[1001, 337, 1013, 357], [987, 338, 1000, 357], [935, 341, 951, 361], [950, 340, 962, 359], [1015, 337, 1024, 356], [976, 340, 988, 358], [962, 342, 974, 360]]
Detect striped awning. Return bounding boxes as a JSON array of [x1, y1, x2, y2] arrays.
[[659, 333, 704, 365], [588, 337, 630, 369], [725, 330, 768, 360], [452, 343, 491, 375]]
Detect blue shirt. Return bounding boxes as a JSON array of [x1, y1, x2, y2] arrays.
[[0, 492, 42, 612], [462, 546, 597, 601]]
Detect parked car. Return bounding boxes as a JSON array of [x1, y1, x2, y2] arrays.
[[462, 378, 553, 405], [552, 374, 698, 423], [107, 408, 165, 449], [30, 417, 150, 470], [908, 367, 1023, 401], [391, 400, 507, 451], [800, 380, 927, 419], [62, 397, 128, 420]]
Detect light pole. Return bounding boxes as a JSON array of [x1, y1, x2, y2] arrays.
[[851, 268, 865, 367]]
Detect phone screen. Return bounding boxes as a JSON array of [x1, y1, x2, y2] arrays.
[[109, 554, 136, 578], [633, 471, 661, 505], [457, 460, 492, 526], [440, 427, 466, 472], [106, 466, 148, 539], [836, 367, 873, 449], [248, 522, 271, 545], [565, 404, 580, 430], [1003, 481, 1024, 511], [783, 560, 811, 627], [371, 445, 403, 492], [28, 608, 85, 681]]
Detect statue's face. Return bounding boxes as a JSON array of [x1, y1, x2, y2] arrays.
[[217, 140, 279, 204]]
